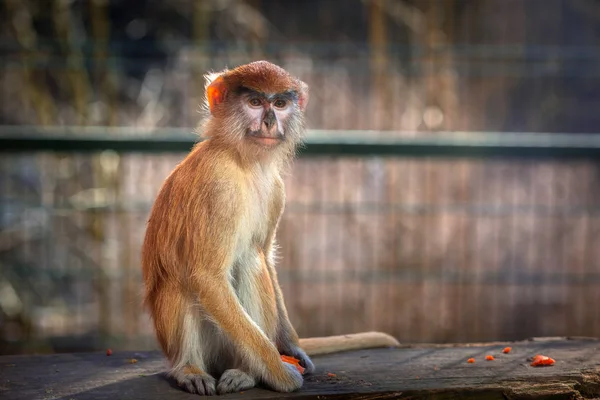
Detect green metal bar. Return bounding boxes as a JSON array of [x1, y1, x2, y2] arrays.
[[1, 125, 600, 159], [5, 201, 600, 217]]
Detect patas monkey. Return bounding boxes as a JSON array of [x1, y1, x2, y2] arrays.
[[141, 61, 398, 396]]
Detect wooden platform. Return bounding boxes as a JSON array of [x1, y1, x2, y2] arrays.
[[1, 337, 599, 399]]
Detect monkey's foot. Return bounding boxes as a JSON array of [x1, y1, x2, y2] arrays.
[[173, 369, 217, 396], [216, 369, 256, 394]]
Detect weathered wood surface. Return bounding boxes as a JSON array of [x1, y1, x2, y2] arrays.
[[1, 337, 599, 400]]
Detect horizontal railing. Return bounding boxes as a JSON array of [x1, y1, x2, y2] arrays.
[[2, 125, 600, 159]]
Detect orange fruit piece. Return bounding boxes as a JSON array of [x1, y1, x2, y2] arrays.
[[281, 355, 305, 374], [485, 355, 494, 361], [503, 347, 512, 354], [531, 354, 555, 367], [467, 358, 475, 363]]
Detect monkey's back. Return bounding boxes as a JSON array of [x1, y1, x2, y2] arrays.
[[142, 140, 237, 292]]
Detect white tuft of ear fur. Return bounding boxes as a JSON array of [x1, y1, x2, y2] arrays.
[[204, 71, 225, 89], [201, 70, 226, 111], [195, 69, 228, 137]]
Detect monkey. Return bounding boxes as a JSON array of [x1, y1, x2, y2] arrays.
[[141, 60, 399, 396]]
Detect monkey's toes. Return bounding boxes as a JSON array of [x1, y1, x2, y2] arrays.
[[177, 373, 216, 396], [216, 369, 256, 394]]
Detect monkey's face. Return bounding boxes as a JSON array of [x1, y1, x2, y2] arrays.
[[203, 61, 309, 157], [238, 88, 300, 148]]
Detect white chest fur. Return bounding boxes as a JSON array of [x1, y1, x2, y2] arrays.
[[230, 164, 277, 329], [238, 164, 277, 251]]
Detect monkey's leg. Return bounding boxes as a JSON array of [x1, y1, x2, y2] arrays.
[[150, 287, 217, 395], [261, 251, 315, 374], [194, 274, 303, 393]]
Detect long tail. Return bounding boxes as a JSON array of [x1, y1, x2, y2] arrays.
[[299, 331, 400, 356]]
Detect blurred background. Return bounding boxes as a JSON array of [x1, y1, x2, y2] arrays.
[[1, 0, 600, 356]]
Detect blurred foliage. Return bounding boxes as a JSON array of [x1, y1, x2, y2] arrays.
[[2, 0, 600, 355], [1, 0, 600, 132]]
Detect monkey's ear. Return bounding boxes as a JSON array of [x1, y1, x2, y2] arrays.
[[206, 76, 228, 113], [297, 80, 309, 112]]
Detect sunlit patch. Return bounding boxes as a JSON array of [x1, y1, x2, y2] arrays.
[[207, 77, 227, 112]]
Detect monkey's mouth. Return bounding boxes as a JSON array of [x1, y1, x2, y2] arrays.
[[246, 132, 284, 147]]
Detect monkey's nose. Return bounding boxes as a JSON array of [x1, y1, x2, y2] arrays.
[[262, 109, 276, 131]]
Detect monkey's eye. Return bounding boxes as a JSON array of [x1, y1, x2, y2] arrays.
[[273, 99, 287, 109], [248, 98, 262, 107]]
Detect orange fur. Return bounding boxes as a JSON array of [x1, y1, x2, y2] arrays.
[[206, 61, 309, 115], [224, 61, 303, 96], [184, 365, 205, 375], [141, 61, 398, 396]]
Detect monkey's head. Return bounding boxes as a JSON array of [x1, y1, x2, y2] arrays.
[[201, 61, 309, 159]]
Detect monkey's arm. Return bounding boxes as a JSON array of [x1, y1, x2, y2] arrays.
[[262, 249, 315, 373], [261, 180, 315, 372], [263, 245, 301, 349], [262, 180, 297, 347]]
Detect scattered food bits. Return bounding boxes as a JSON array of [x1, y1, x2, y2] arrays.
[[327, 373, 337, 377], [467, 358, 475, 363], [280, 355, 305, 374], [106, 349, 112, 356], [486, 355, 495, 361], [503, 347, 512, 354], [531, 354, 555, 367], [127, 359, 138, 364]]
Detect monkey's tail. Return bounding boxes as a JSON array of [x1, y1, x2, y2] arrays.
[[299, 331, 400, 356]]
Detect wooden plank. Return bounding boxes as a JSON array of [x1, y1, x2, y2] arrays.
[[1, 338, 599, 399]]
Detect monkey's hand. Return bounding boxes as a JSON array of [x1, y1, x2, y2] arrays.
[[280, 345, 315, 375], [261, 360, 304, 393]]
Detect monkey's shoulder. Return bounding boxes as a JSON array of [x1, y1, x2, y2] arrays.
[[169, 144, 239, 182], [162, 142, 285, 213]]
